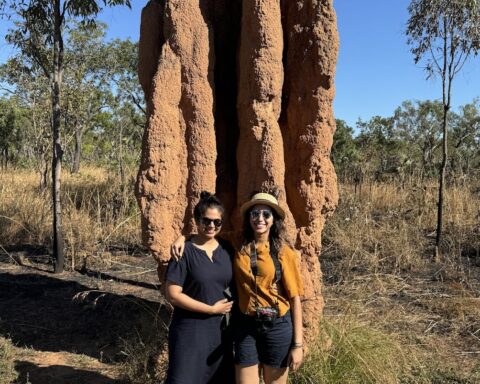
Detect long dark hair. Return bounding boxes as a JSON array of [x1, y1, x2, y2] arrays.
[[193, 191, 225, 223], [242, 204, 285, 258]]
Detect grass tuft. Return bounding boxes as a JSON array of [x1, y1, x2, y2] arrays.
[[0, 337, 17, 384], [290, 318, 405, 384]]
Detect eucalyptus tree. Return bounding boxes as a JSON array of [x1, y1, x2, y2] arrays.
[[332, 119, 360, 182], [0, 58, 51, 187], [63, 22, 113, 174], [394, 100, 444, 179], [0, 97, 18, 169], [355, 116, 407, 181], [450, 99, 480, 176], [105, 38, 145, 182], [0, 0, 131, 273], [406, 0, 480, 257]]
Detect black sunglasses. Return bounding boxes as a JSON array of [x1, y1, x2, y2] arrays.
[[200, 217, 223, 228], [250, 209, 272, 220]]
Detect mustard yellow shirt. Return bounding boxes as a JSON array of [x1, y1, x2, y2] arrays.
[[233, 242, 304, 317]]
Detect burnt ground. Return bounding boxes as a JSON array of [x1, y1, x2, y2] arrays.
[[1, 252, 479, 383], [0, 254, 169, 384]]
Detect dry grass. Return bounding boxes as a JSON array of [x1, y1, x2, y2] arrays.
[[1, 168, 479, 383], [322, 181, 480, 281], [118, 328, 168, 384], [319, 180, 480, 383], [291, 317, 406, 384], [0, 167, 143, 269], [0, 337, 17, 384]]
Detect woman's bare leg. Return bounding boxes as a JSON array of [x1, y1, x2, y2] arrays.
[[263, 365, 289, 384], [236, 364, 260, 384]]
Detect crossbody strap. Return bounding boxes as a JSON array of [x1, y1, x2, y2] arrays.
[[250, 241, 282, 282], [249, 241, 282, 309]]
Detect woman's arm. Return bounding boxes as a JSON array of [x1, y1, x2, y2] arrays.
[[165, 281, 233, 315], [170, 236, 187, 260], [289, 295, 304, 371], [170, 231, 237, 260]]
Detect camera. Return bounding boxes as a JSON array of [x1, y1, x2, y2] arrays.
[[255, 306, 278, 333]]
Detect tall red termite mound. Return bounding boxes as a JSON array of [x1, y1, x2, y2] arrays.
[[136, 0, 339, 340]]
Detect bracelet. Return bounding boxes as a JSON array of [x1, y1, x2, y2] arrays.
[[291, 343, 303, 349]]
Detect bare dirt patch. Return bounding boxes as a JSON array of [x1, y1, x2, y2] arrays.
[[0, 255, 168, 384]]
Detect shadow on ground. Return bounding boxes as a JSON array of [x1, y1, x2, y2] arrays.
[[0, 268, 169, 363], [14, 361, 125, 384]]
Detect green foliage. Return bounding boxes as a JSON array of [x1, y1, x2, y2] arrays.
[[394, 99, 444, 178], [2, 0, 131, 75], [354, 116, 409, 181], [0, 16, 144, 177], [407, 0, 480, 73], [332, 119, 360, 179], [450, 98, 480, 174], [0, 97, 18, 162], [0, 56, 52, 182], [331, 99, 480, 183]]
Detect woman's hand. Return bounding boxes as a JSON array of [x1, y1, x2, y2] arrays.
[[209, 298, 233, 315], [170, 235, 186, 260], [289, 296, 304, 371], [166, 284, 233, 315], [289, 346, 303, 371]]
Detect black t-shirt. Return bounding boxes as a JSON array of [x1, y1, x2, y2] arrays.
[[166, 240, 234, 321]]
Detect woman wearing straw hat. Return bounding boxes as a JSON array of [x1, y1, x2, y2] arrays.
[[172, 191, 304, 384]]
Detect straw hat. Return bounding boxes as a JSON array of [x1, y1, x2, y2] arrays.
[[240, 192, 285, 219]]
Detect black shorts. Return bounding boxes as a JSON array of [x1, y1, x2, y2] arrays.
[[233, 311, 293, 368]]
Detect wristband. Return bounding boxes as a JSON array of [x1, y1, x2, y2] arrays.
[[291, 343, 303, 349]]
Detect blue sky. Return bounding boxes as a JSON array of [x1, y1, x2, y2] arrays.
[[1, 0, 479, 128]]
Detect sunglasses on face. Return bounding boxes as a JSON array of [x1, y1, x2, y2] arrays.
[[200, 217, 223, 228], [250, 209, 273, 220]]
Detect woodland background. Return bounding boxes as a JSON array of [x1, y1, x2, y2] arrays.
[[1, 1, 480, 383]]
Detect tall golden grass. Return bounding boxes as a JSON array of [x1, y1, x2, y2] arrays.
[[322, 180, 480, 281], [0, 167, 142, 269]]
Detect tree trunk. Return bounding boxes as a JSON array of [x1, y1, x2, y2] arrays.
[[435, 18, 450, 260], [39, 154, 49, 191], [118, 121, 125, 185], [71, 127, 82, 174], [1, 147, 7, 170], [52, 0, 65, 273], [435, 107, 448, 259]]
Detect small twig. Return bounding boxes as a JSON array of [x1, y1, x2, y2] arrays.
[[424, 320, 438, 333], [0, 244, 20, 265], [124, 269, 157, 277], [90, 255, 152, 270], [469, 331, 480, 343], [98, 212, 140, 244], [16, 322, 52, 331]]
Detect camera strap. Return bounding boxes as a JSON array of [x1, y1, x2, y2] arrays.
[[249, 241, 282, 309]]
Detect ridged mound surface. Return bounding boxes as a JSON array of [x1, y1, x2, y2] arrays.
[[136, 0, 339, 339]]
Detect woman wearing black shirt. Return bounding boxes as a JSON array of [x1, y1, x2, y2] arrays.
[[165, 192, 235, 384]]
